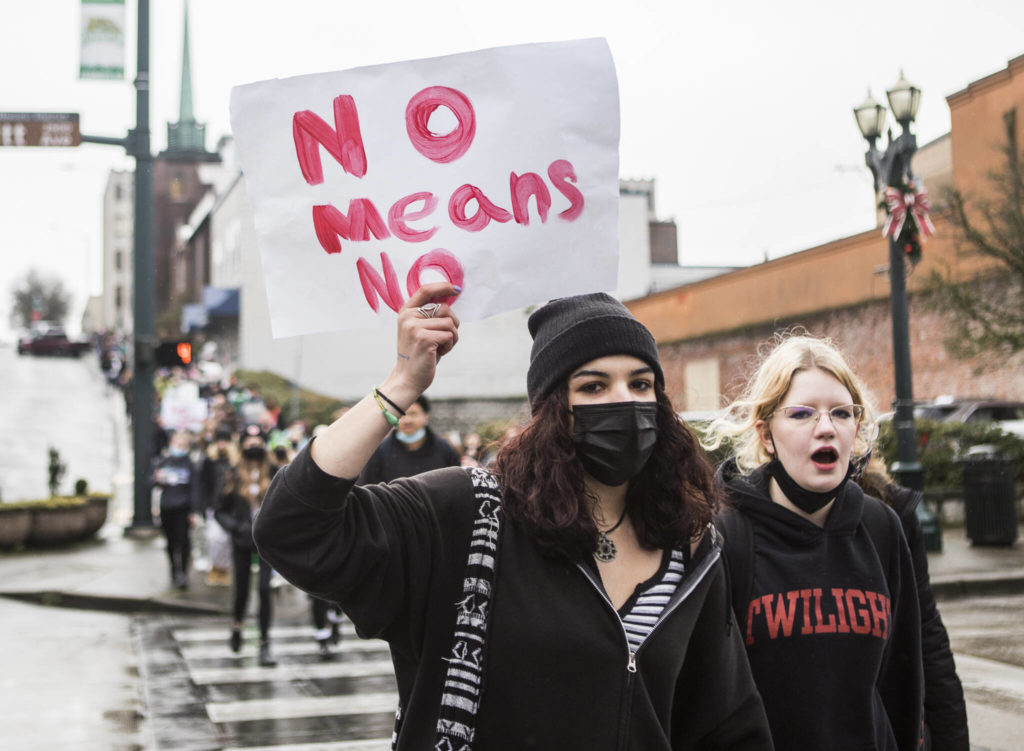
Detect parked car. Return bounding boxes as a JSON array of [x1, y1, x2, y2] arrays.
[[16, 323, 90, 358], [914, 396, 1024, 438]]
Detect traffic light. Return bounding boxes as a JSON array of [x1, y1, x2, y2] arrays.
[[155, 340, 192, 368]]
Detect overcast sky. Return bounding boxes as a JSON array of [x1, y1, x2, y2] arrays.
[[3, 0, 1024, 336]]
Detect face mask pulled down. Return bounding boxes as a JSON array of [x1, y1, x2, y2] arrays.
[[767, 448, 853, 514], [571, 401, 659, 487]]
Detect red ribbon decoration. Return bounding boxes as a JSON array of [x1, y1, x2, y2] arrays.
[[882, 184, 935, 240]]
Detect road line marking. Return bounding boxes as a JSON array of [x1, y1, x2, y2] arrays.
[[180, 638, 388, 660], [188, 658, 395, 685], [206, 692, 398, 723], [174, 624, 358, 642], [221, 739, 390, 751]]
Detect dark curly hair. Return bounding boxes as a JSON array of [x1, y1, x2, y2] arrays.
[[493, 382, 720, 560]]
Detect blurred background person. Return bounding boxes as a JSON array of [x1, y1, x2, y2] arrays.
[[357, 394, 460, 484], [199, 426, 236, 587], [310, 597, 344, 658], [153, 430, 200, 590], [216, 424, 278, 666], [459, 431, 483, 467]]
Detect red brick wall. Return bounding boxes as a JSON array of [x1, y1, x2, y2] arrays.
[[659, 293, 1024, 413]]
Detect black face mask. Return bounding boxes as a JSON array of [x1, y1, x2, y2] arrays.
[[767, 454, 852, 513], [571, 401, 659, 487], [242, 446, 266, 461]]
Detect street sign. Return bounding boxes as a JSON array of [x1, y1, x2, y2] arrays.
[[0, 113, 81, 147]]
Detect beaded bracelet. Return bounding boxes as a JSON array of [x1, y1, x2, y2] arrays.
[[372, 388, 401, 428]]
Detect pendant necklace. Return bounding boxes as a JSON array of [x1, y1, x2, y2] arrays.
[[595, 507, 629, 563]]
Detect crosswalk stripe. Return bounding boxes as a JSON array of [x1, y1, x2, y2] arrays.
[[206, 692, 399, 723], [181, 638, 389, 660], [174, 624, 359, 642], [221, 739, 391, 751], [188, 659, 395, 685]]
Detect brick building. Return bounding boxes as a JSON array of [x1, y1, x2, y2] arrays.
[[626, 55, 1024, 414]]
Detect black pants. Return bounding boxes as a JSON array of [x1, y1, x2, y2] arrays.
[[161, 507, 191, 578], [311, 597, 342, 634], [231, 545, 273, 640]]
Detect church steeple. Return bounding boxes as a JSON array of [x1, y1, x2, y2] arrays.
[[179, 3, 195, 125], [165, 1, 217, 161]]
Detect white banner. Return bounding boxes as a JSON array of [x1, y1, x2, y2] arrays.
[[80, 0, 125, 80], [230, 38, 620, 337]]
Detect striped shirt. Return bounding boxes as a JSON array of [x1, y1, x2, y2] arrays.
[[620, 549, 687, 652]]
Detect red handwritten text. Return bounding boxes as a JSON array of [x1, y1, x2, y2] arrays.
[[292, 87, 585, 313], [405, 86, 476, 164], [293, 95, 367, 185]]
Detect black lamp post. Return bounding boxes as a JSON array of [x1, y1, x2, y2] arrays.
[[81, 0, 156, 534], [853, 71, 924, 491]]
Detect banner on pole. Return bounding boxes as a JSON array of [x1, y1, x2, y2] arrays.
[[80, 0, 126, 80], [230, 38, 621, 337]]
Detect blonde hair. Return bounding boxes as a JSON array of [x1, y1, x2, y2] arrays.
[[702, 332, 877, 474]]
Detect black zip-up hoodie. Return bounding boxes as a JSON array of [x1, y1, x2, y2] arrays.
[[717, 460, 923, 751], [254, 443, 774, 750]]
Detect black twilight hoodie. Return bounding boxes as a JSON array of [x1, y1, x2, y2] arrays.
[[717, 459, 923, 751]]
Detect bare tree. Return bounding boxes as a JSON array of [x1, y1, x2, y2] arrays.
[[929, 111, 1024, 361], [8, 269, 71, 329]]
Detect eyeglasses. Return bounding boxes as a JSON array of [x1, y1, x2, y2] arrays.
[[774, 404, 864, 427]]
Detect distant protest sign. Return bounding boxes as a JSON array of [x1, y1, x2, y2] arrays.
[[160, 383, 208, 433], [230, 38, 620, 337]]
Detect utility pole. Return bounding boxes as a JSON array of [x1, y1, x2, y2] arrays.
[[81, 0, 156, 534]]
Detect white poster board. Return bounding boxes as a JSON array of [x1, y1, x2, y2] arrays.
[[160, 383, 209, 434], [230, 38, 620, 337]]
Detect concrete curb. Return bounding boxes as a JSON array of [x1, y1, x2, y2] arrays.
[[0, 590, 230, 616], [932, 573, 1024, 600]]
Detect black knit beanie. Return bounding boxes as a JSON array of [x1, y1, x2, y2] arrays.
[[526, 293, 664, 412]]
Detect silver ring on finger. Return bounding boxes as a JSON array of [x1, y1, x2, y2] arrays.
[[417, 302, 441, 319]]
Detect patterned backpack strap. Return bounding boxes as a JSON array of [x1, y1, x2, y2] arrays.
[[431, 468, 503, 751]]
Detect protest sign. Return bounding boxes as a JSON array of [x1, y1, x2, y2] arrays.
[[230, 38, 620, 337], [160, 383, 208, 434]]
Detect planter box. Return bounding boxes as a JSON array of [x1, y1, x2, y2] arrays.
[[0, 509, 33, 548], [83, 496, 110, 536], [28, 505, 89, 546]]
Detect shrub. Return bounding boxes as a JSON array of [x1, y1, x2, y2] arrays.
[[233, 369, 348, 428], [876, 418, 1024, 489]]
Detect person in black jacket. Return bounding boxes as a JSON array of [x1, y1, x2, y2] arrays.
[[153, 431, 200, 590], [703, 333, 923, 751], [357, 394, 460, 484], [253, 283, 773, 749], [857, 457, 970, 751], [216, 424, 278, 666]]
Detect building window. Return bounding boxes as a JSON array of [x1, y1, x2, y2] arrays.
[[115, 286, 123, 310], [115, 251, 122, 271]]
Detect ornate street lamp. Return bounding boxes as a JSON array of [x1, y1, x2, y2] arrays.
[[853, 72, 929, 491]]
